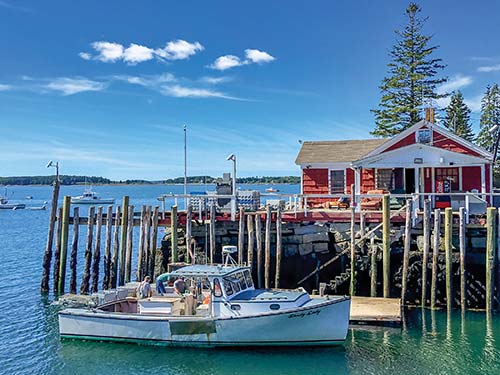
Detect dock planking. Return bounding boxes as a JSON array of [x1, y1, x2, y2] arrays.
[[349, 296, 401, 326]]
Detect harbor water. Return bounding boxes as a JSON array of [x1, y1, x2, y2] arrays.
[[1, 184, 500, 375]]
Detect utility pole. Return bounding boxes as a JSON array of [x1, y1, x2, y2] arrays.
[[184, 124, 188, 208]]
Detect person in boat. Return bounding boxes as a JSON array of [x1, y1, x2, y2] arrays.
[[155, 273, 169, 296], [173, 277, 186, 295], [136, 276, 152, 299]]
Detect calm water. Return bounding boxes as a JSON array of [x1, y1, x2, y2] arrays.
[[1, 184, 500, 375]]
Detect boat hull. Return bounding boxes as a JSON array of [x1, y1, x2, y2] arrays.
[[71, 199, 115, 204], [59, 297, 350, 347]]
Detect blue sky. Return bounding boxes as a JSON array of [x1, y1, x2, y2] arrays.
[[1, 0, 500, 180]]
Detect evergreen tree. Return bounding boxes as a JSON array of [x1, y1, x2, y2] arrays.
[[476, 84, 500, 153], [371, 3, 447, 138], [442, 91, 474, 141]]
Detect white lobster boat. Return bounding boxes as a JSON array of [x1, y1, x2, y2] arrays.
[[71, 187, 115, 204], [59, 249, 350, 347]]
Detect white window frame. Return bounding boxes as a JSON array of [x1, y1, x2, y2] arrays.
[[328, 169, 346, 195]]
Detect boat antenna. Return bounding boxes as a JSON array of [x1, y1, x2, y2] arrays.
[[222, 246, 238, 267], [184, 124, 188, 208]]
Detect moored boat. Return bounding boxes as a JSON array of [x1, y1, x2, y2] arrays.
[[0, 197, 26, 210], [59, 248, 350, 347], [71, 187, 115, 204]]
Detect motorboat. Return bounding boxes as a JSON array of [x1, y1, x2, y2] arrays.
[[71, 187, 115, 204], [59, 247, 350, 347], [265, 187, 280, 193], [0, 197, 26, 210]]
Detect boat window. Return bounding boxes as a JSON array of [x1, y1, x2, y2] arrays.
[[230, 304, 241, 311], [236, 272, 247, 289], [244, 270, 253, 288], [213, 278, 222, 297], [270, 304, 280, 311], [223, 278, 234, 296], [223, 276, 241, 295]]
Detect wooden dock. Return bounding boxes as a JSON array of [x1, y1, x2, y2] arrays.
[[350, 296, 401, 326]]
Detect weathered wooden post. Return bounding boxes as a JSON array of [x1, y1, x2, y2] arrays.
[[149, 206, 159, 276], [53, 207, 63, 293], [137, 205, 146, 281], [80, 206, 95, 294], [430, 209, 441, 310], [69, 207, 79, 294], [58, 196, 71, 294], [125, 205, 134, 283], [275, 205, 282, 288], [119, 196, 129, 286], [171, 205, 178, 263], [144, 206, 152, 275], [382, 194, 390, 298], [186, 204, 192, 264], [444, 207, 453, 312], [91, 206, 103, 293], [486, 207, 496, 312], [238, 207, 245, 265], [102, 205, 113, 290], [401, 200, 412, 305], [359, 211, 366, 252], [349, 206, 356, 296], [247, 214, 254, 270], [110, 206, 120, 289], [459, 207, 466, 310], [209, 204, 215, 264], [255, 214, 263, 288], [370, 234, 377, 297], [264, 205, 272, 289], [421, 200, 431, 307], [41, 174, 60, 293]]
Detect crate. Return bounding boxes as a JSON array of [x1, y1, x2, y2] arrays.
[[237, 190, 260, 210]]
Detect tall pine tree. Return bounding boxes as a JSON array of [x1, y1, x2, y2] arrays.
[[476, 84, 500, 153], [371, 3, 447, 138], [442, 91, 474, 141]]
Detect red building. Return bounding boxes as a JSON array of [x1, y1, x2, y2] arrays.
[[295, 112, 493, 209]]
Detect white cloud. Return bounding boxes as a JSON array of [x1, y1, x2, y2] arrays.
[[160, 84, 239, 100], [209, 55, 243, 71], [123, 43, 155, 64], [46, 78, 106, 95], [245, 49, 275, 64], [0, 84, 11, 91], [155, 40, 204, 60], [91, 41, 124, 62], [437, 74, 473, 94], [78, 52, 92, 60], [478, 64, 500, 73], [200, 76, 232, 84], [114, 73, 176, 87], [465, 95, 482, 112]]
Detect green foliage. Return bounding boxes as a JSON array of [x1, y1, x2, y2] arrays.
[[476, 84, 500, 153], [371, 3, 447, 137], [0, 175, 112, 186], [163, 175, 300, 184], [442, 91, 474, 141]]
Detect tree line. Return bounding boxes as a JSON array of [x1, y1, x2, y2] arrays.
[[372, 3, 500, 159]]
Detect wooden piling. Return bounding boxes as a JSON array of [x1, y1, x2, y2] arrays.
[[444, 207, 453, 312], [186, 204, 192, 264], [382, 194, 390, 298], [69, 207, 79, 294], [53, 207, 63, 293], [40, 176, 60, 293], [247, 214, 254, 270], [421, 200, 431, 307], [102, 205, 113, 290], [149, 206, 159, 276], [110, 206, 120, 289], [171, 205, 178, 263], [486, 207, 496, 312], [401, 200, 412, 305], [137, 205, 146, 281], [209, 204, 215, 264], [255, 214, 263, 288], [238, 207, 245, 265], [264, 205, 271, 289], [350, 206, 356, 296], [459, 207, 466, 310], [119, 196, 129, 287], [125, 205, 134, 283], [80, 206, 95, 295], [359, 211, 366, 252], [275, 205, 282, 288], [91, 206, 103, 293], [430, 208, 441, 310], [370, 234, 377, 297], [144, 206, 152, 276], [57, 196, 71, 294]]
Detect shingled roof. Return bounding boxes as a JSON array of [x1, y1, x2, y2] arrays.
[[295, 139, 387, 165]]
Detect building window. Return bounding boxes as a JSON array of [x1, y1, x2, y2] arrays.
[[435, 168, 459, 192], [416, 129, 431, 144], [330, 170, 345, 194], [376, 169, 394, 191]]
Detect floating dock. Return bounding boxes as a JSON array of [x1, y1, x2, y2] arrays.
[[350, 296, 401, 326]]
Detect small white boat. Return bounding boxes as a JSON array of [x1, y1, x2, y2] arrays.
[[71, 187, 115, 204], [265, 187, 280, 193], [0, 197, 26, 210], [59, 248, 350, 347]]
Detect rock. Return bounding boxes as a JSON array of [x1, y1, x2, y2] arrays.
[[313, 242, 330, 253], [294, 225, 329, 235], [285, 244, 299, 257], [303, 232, 330, 243], [298, 243, 313, 256]]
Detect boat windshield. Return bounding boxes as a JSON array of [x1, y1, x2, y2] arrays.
[[223, 271, 252, 296], [244, 270, 253, 288]]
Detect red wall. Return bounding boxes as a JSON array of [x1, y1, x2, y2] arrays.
[[423, 167, 432, 193], [432, 131, 481, 157], [346, 168, 354, 194], [385, 133, 415, 152], [302, 168, 329, 205], [462, 166, 482, 192], [361, 168, 375, 193]]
